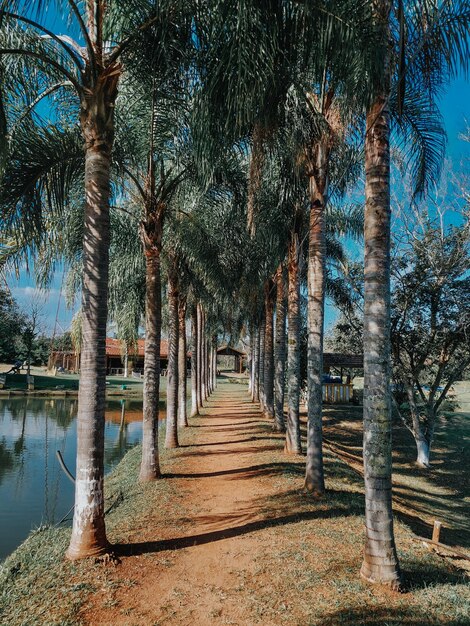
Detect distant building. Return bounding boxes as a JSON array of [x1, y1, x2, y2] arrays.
[[49, 338, 176, 376], [217, 345, 247, 373]]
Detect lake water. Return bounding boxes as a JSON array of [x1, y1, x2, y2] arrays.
[[0, 396, 152, 561]]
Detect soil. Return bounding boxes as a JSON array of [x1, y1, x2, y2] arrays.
[[77, 381, 469, 626], [80, 383, 293, 625]]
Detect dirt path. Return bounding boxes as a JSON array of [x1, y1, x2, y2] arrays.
[[75, 380, 470, 626], [81, 382, 294, 625]]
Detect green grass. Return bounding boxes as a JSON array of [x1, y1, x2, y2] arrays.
[[0, 371, 158, 395], [0, 432, 191, 626]]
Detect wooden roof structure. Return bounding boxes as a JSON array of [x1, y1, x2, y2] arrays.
[[323, 353, 363, 369], [105, 338, 169, 358], [217, 345, 247, 357]]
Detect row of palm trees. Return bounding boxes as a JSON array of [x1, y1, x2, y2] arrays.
[[1, 0, 469, 589]]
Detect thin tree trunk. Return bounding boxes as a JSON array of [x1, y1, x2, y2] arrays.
[[67, 129, 114, 559], [405, 382, 431, 467], [305, 157, 327, 495], [212, 335, 217, 390], [214, 336, 218, 389], [178, 297, 188, 428], [190, 306, 199, 416], [361, 2, 401, 586], [254, 324, 260, 402], [263, 281, 275, 420], [165, 268, 179, 449], [139, 247, 162, 481], [274, 265, 287, 433], [207, 343, 212, 395], [259, 313, 266, 412], [285, 232, 302, 454], [248, 321, 253, 395], [196, 303, 203, 409], [207, 338, 211, 395], [201, 310, 207, 401], [138, 86, 164, 481]]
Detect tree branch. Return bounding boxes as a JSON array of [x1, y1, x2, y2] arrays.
[[2, 11, 84, 69], [0, 49, 82, 94]]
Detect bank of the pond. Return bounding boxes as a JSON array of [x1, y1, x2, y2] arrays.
[[0, 443, 174, 626]]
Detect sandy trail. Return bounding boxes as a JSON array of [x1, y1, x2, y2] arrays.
[[82, 381, 290, 626]]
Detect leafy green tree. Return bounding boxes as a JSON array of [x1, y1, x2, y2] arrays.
[[391, 221, 470, 466], [15, 303, 42, 374], [0, 0, 195, 561], [0, 286, 25, 362]]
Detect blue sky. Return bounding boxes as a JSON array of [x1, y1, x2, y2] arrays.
[[5, 8, 470, 335]]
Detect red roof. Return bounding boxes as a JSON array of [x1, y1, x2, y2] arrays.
[[106, 338, 169, 358]]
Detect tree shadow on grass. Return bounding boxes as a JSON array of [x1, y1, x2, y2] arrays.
[[174, 444, 280, 458], [177, 437, 262, 448], [321, 606, 467, 626], [114, 500, 359, 558]]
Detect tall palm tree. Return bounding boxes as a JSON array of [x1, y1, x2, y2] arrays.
[[165, 253, 180, 448], [263, 280, 275, 419], [285, 221, 302, 454], [178, 292, 189, 428], [360, 0, 470, 587], [0, 0, 185, 559], [273, 264, 287, 433]]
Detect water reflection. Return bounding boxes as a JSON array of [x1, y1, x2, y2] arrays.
[[0, 396, 149, 561]]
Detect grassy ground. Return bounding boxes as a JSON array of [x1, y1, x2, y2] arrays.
[[1, 382, 469, 626], [317, 381, 470, 549], [0, 363, 150, 395]]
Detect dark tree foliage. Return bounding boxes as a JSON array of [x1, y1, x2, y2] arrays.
[[0, 287, 25, 362], [391, 221, 470, 466]]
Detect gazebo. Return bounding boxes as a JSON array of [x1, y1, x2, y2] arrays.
[[217, 345, 246, 373]]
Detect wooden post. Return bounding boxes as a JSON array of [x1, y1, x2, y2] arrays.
[[27, 375, 34, 391], [432, 520, 442, 543], [0, 375, 5, 389]]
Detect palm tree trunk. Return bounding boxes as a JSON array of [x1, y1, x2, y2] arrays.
[[178, 297, 188, 427], [190, 306, 199, 416], [201, 310, 207, 401], [285, 231, 302, 455], [259, 313, 266, 412], [263, 281, 275, 420], [254, 324, 260, 402], [196, 303, 203, 409], [274, 265, 287, 433], [139, 246, 162, 481], [207, 337, 211, 395], [165, 268, 179, 449], [66, 125, 113, 560], [305, 162, 327, 495], [361, 0, 401, 587], [212, 335, 217, 389], [248, 321, 253, 395], [251, 324, 257, 401], [207, 343, 211, 395]]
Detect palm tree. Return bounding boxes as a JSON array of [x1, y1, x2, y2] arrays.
[[165, 253, 180, 448], [190, 304, 199, 416], [178, 292, 189, 428], [273, 264, 287, 433], [360, 0, 470, 588], [1, 0, 184, 559], [285, 222, 302, 454], [263, 280, 275, 419]]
